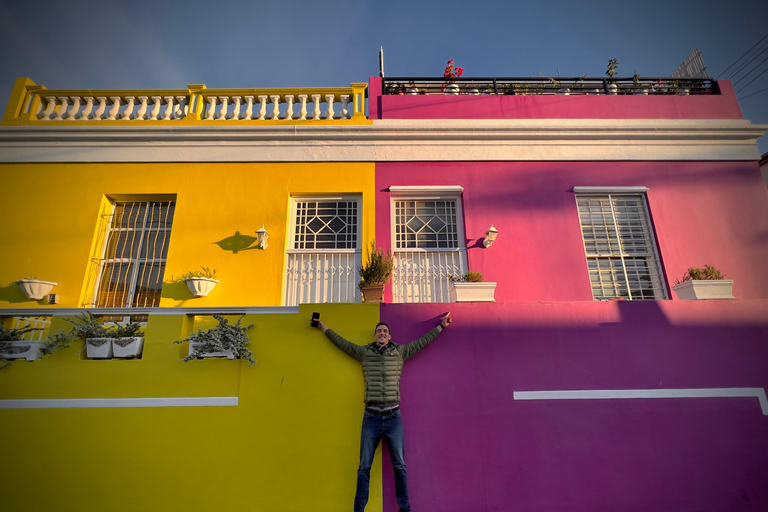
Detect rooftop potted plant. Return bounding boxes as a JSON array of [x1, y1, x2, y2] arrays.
[[358, 242, 394, 303], [179, 266, 219, 298], [672, 265, 734, 300], [442, 59, 463, 95], [1, 325, 71, 369], [449, 271, 497, 302], [15, 276, 58, 301], [174, 314, 256, 365]]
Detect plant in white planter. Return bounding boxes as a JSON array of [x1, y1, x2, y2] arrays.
[[672, 265, 734, 300], [178, 267, 219, 298], [112, 322, 145, 359], [1, 325, 71, 369], [358, 243, 394, 304], [15, 278, 58, 300], [174, 315, 256, 365], [449, 271, 497, 303], [65, 314, 144, 359]]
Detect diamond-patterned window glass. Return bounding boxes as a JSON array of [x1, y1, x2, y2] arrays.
[[95, 201, 174, 308], [577, 194, 666, 301], [293, 200, 358, 250], [394, 200, 459, 249]]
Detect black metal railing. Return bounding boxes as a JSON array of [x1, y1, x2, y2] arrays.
[[381, 77, 719, 96]]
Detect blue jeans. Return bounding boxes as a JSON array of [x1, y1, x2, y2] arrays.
[[354, 409, 410, 512]]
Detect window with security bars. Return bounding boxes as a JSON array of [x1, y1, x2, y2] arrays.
[[394, 200, 459, 249], [576, 194, 666, 300], [93, 201, 175, 308], [293, 200, 358, 249]]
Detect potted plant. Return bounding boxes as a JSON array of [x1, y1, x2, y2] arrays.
[[66, 313, 114, 358], [449, 271, 497, 302], [112, 322, 145, 358], [358, 242, 394, 303], [179, 266, 219, 298], [1, 325, 71, 369], [442, 59, 463, 95], [672, 265, 734, 300], [15, 277, 58, 300], [174, 315, 256, 365]]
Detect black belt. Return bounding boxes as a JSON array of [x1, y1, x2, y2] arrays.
[[365, 406, 400, 416]]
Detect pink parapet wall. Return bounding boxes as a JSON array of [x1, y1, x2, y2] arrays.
[[379, 300, 768, 512], [375, 161, 768, 302], [368, 77, 745, 120]]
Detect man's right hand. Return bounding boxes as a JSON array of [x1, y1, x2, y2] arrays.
[[312, 317, 328, 333]]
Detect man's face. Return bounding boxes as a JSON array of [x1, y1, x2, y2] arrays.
[[374, 324, 391, 346]]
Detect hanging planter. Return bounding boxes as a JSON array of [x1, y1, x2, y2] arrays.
[[15, 279, 57, 300], [671, 265, 734, 300], [449, 272, 497, 302], [184, 277, 219, 297]]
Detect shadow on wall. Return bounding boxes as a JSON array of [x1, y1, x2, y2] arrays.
[[0, 283, 38, 304], [214, 231, 262, 254]]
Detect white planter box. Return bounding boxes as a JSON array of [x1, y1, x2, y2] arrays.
[[449, 282, 497, 302], [189, 342, 235, 359], [86, 338, 114, 359], [112, 337, 144, 358], [672, 280, 734, 300], [184, 277, 220, 297], [0, 341, 43, 361], [15, 279, 57, 300]]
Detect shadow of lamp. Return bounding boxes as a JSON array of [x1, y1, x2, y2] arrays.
[[256, 225, 269, 249], [483, 225, 498, 248]]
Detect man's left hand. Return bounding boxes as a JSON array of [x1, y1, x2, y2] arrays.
[[441, 312, 452, 329]]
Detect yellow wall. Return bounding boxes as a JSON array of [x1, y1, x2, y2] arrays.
[[0, 162, 375, 308], [0, 304, 383, 512]]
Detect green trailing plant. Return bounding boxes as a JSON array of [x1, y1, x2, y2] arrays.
[[1, 325, 72, 369], [358, 242, 394, 291], [174, 315, 256, 366], [175, 266, 218, 281], [65, 313, 112, 342], [113, 322, 144, 348], [450, 271, 484, 283], [674, 265, 725, 285], [39, 330, 73, 357]]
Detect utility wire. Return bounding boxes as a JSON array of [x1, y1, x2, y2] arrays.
[[733, 55, 768, 86], [717, 32, 768, 79], [735, 66, 768, 94], [728, 44, 768, 80], [738, 85, 768, 101]]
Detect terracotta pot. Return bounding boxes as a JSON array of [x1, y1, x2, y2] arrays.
[[361, 284, 385, 303]]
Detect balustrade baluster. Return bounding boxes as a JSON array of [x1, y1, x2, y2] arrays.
[[311, 94, 322, 120], [229, 96, 242, 120], [148, 96, 162, 120], [205, 97, 217, 120], [340, 95, 350, 119], [325, 94, 335, 119], [243, 96, 254, 120], [257, 95, 268, 120], [217, 96, 229, 120], [135, 96, 149, 119], [284, 95, 294, 120], [163, 96, 175, 120], [121, 97, 135, 120], [41, 96, 57, 120], [270, 95, 280, 120], [298, 94, 308, 120], [93, 97, 107, 120], [174, 96, 187, 119], [65, 97, 81, 120], [106, 97, 121, 120], [80, 97, 95, 120], [53, 97, 69, 120]]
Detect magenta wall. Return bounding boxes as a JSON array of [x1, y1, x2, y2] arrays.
[[375, 161, 768, 301], [369, 77, 744, 120], [380, 301, 768, 512]]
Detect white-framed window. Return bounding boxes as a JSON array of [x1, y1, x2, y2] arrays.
[[91, 201, 175, 308], [574, 187, 667, 301], [390, 186, 467, 303], [283, 196, 361, 306]]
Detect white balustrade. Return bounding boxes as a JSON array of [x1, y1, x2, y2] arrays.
[[340, 95, 350, 119], [311, 94, 322, 120], [243, 96, 254, 120], [205, 97, 216, 120], [216, 96, 229, 120], [120, 97, 135, 120], [284, 95, 294, 120], [106, 97, 121, 120], [325, 94, 335, 119], [41, 97, 57, 119], [298, 94, 308, 120], [284, 252, 360, 306], [257, 95, 268, 120], [163, 96, 175, 120], [392, 251, 466, 303], [93, 97, 107, 119], [53, 97, 69, 120], [136, 96, 149, 120], [80, 97, 94, 120], [174, 96, 186, 119], [270, 95, 280, 121], [66, 97, 81, 120], [229, 96, 241, 120]]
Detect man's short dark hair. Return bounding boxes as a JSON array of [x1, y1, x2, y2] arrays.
[[375, 322, 391, 334]]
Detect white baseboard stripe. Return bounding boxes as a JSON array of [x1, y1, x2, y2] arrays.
[[0, 396, 239, 409], [513, 388, 768, 415]]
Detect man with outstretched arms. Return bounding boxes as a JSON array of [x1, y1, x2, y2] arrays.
[[313, 312, 453, 512]]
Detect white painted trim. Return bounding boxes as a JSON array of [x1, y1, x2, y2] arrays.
[[513, 388, 768, 415], [1, 119, 765, 162], [0, 306, 299, 317], [0, 396, 238, 409], [572, 186, 650, 193], [388, 185, 464, 195]]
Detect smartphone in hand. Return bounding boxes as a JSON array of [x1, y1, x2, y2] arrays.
[[311, 312, 320, 327]]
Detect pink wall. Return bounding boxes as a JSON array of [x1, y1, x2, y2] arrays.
[[375, 161, 768, 301], [380, 301, 768, 512], [369, 77, 744, 120]]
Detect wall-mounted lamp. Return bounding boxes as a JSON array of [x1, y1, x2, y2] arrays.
[[483, 225, 498, 248], [255, 225, 269, 249]]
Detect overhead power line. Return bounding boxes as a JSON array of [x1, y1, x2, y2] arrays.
[[738, 85, 768, 101], [736, 66, 768, 94], [717, 32, 768, 79], [728, 44, 768, 81]]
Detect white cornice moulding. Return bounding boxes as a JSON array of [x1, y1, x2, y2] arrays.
[[573, 186, 650, 193], [1, 118, 766, 162], [0, 306, 299, 316]]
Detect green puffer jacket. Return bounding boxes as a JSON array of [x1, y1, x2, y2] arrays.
[[325, 326, 443, 404]]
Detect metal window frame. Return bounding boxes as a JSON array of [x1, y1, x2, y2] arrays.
[[389, 189, 466, 253], [287, 195, 362, 254], [574, 190, 667, 301]]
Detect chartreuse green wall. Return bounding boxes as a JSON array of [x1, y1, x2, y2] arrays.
[[0, 162, 375, 308], [0, 304, 382, 512]]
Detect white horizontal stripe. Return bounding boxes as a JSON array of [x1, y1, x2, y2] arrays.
[[572, 186, 650, 193], [513, 388, 768, 415], [0, 397, 238, 409], [0, 306, 298, 317]]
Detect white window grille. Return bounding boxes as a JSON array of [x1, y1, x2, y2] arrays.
[[391, 188, 467, 303], [12, 316, 51, 341], [284, 197, 361, 306], [92, 201, 175, 308], [575, 192, 667, 300]]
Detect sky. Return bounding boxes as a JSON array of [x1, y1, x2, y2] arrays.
[[1, 0, 767, 153]]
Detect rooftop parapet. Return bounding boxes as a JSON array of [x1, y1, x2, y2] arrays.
[[1, 78, 369, 126]]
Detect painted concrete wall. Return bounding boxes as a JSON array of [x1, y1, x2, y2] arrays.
[[375, 161, 768, 301], [380, 301, 768, 512], [0, 162, 375, 308], [369, 77, 744, 120], [0, 304, 383, 512]]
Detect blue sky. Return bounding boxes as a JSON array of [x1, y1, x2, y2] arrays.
[[1, 0, 767, 152]]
